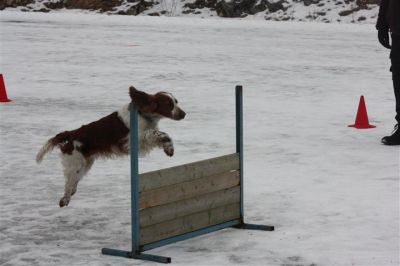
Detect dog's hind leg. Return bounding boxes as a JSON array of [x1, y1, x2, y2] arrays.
[[71, 158, 94, 196], [60, 173, 80, 207], [59, 147, 88, 207]]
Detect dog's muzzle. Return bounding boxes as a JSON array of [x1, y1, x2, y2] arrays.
[[173, 108, 186, 120]]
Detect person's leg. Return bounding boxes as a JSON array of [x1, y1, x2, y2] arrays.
[[391, 34, 400, 123], [382, 34, 400, 145]]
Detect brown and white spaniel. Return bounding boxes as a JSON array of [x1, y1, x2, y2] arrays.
[[36, 86, 186, 207]]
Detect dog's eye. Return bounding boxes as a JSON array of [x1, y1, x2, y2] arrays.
[[175, 99, 178, 104]]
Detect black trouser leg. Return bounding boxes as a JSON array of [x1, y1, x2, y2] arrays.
[[393, 72, 400, 123], [390, 34, 400, 123]]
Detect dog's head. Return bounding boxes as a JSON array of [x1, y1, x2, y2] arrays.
[[129, 86, 186, 120]]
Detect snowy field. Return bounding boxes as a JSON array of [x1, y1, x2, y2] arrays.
[[0, 11, 399, 266]]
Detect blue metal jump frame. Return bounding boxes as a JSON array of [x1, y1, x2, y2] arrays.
[[101, 85, 274, 263]]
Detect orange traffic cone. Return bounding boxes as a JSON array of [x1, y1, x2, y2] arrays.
[[348, 95, 375, 129], [0, 74, 11, 102]]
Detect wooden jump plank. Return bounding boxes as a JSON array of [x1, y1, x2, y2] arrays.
[[139, 186, 240, 228], [139, 153, 239, 192], [139, 170, 240, 210], [140, 203, 241, 245]]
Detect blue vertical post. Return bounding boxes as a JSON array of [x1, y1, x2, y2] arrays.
[[233, 86, 274, 232], [235, 85, 244, 223], [130, 103, 140, 256]]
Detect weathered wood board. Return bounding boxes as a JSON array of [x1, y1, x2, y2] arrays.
[[139, 186, 240, 227], [139, 153, 239, 192], [140, 203, 241, 245], [139, 170, 240, 209]]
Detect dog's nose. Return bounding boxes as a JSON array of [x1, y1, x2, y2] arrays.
[[180, 110, 186, 119]]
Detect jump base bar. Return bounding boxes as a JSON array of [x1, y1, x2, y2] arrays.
[[101, 248, 171, 264]]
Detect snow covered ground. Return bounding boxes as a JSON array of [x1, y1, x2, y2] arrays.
[[0, 11, 399, 266]]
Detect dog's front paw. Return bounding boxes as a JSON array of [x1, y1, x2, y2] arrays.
[[163, 143, 174, 157], [59, 197, 70, 208], [157, 132, 174, 157]]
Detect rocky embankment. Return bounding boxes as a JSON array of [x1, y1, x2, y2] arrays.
[[1, 0, 380, 23]]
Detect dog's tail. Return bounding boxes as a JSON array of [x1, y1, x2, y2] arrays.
[[36, 131, 71, 163]]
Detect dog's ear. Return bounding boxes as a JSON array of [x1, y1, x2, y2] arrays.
[[129, 86, 157, 113], [129, 86, 139, 99]]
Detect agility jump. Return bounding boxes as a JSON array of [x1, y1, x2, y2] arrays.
[[102, 85, 274, 263]]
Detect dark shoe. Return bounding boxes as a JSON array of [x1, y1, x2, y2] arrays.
[[381, 124, 400, 145]]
